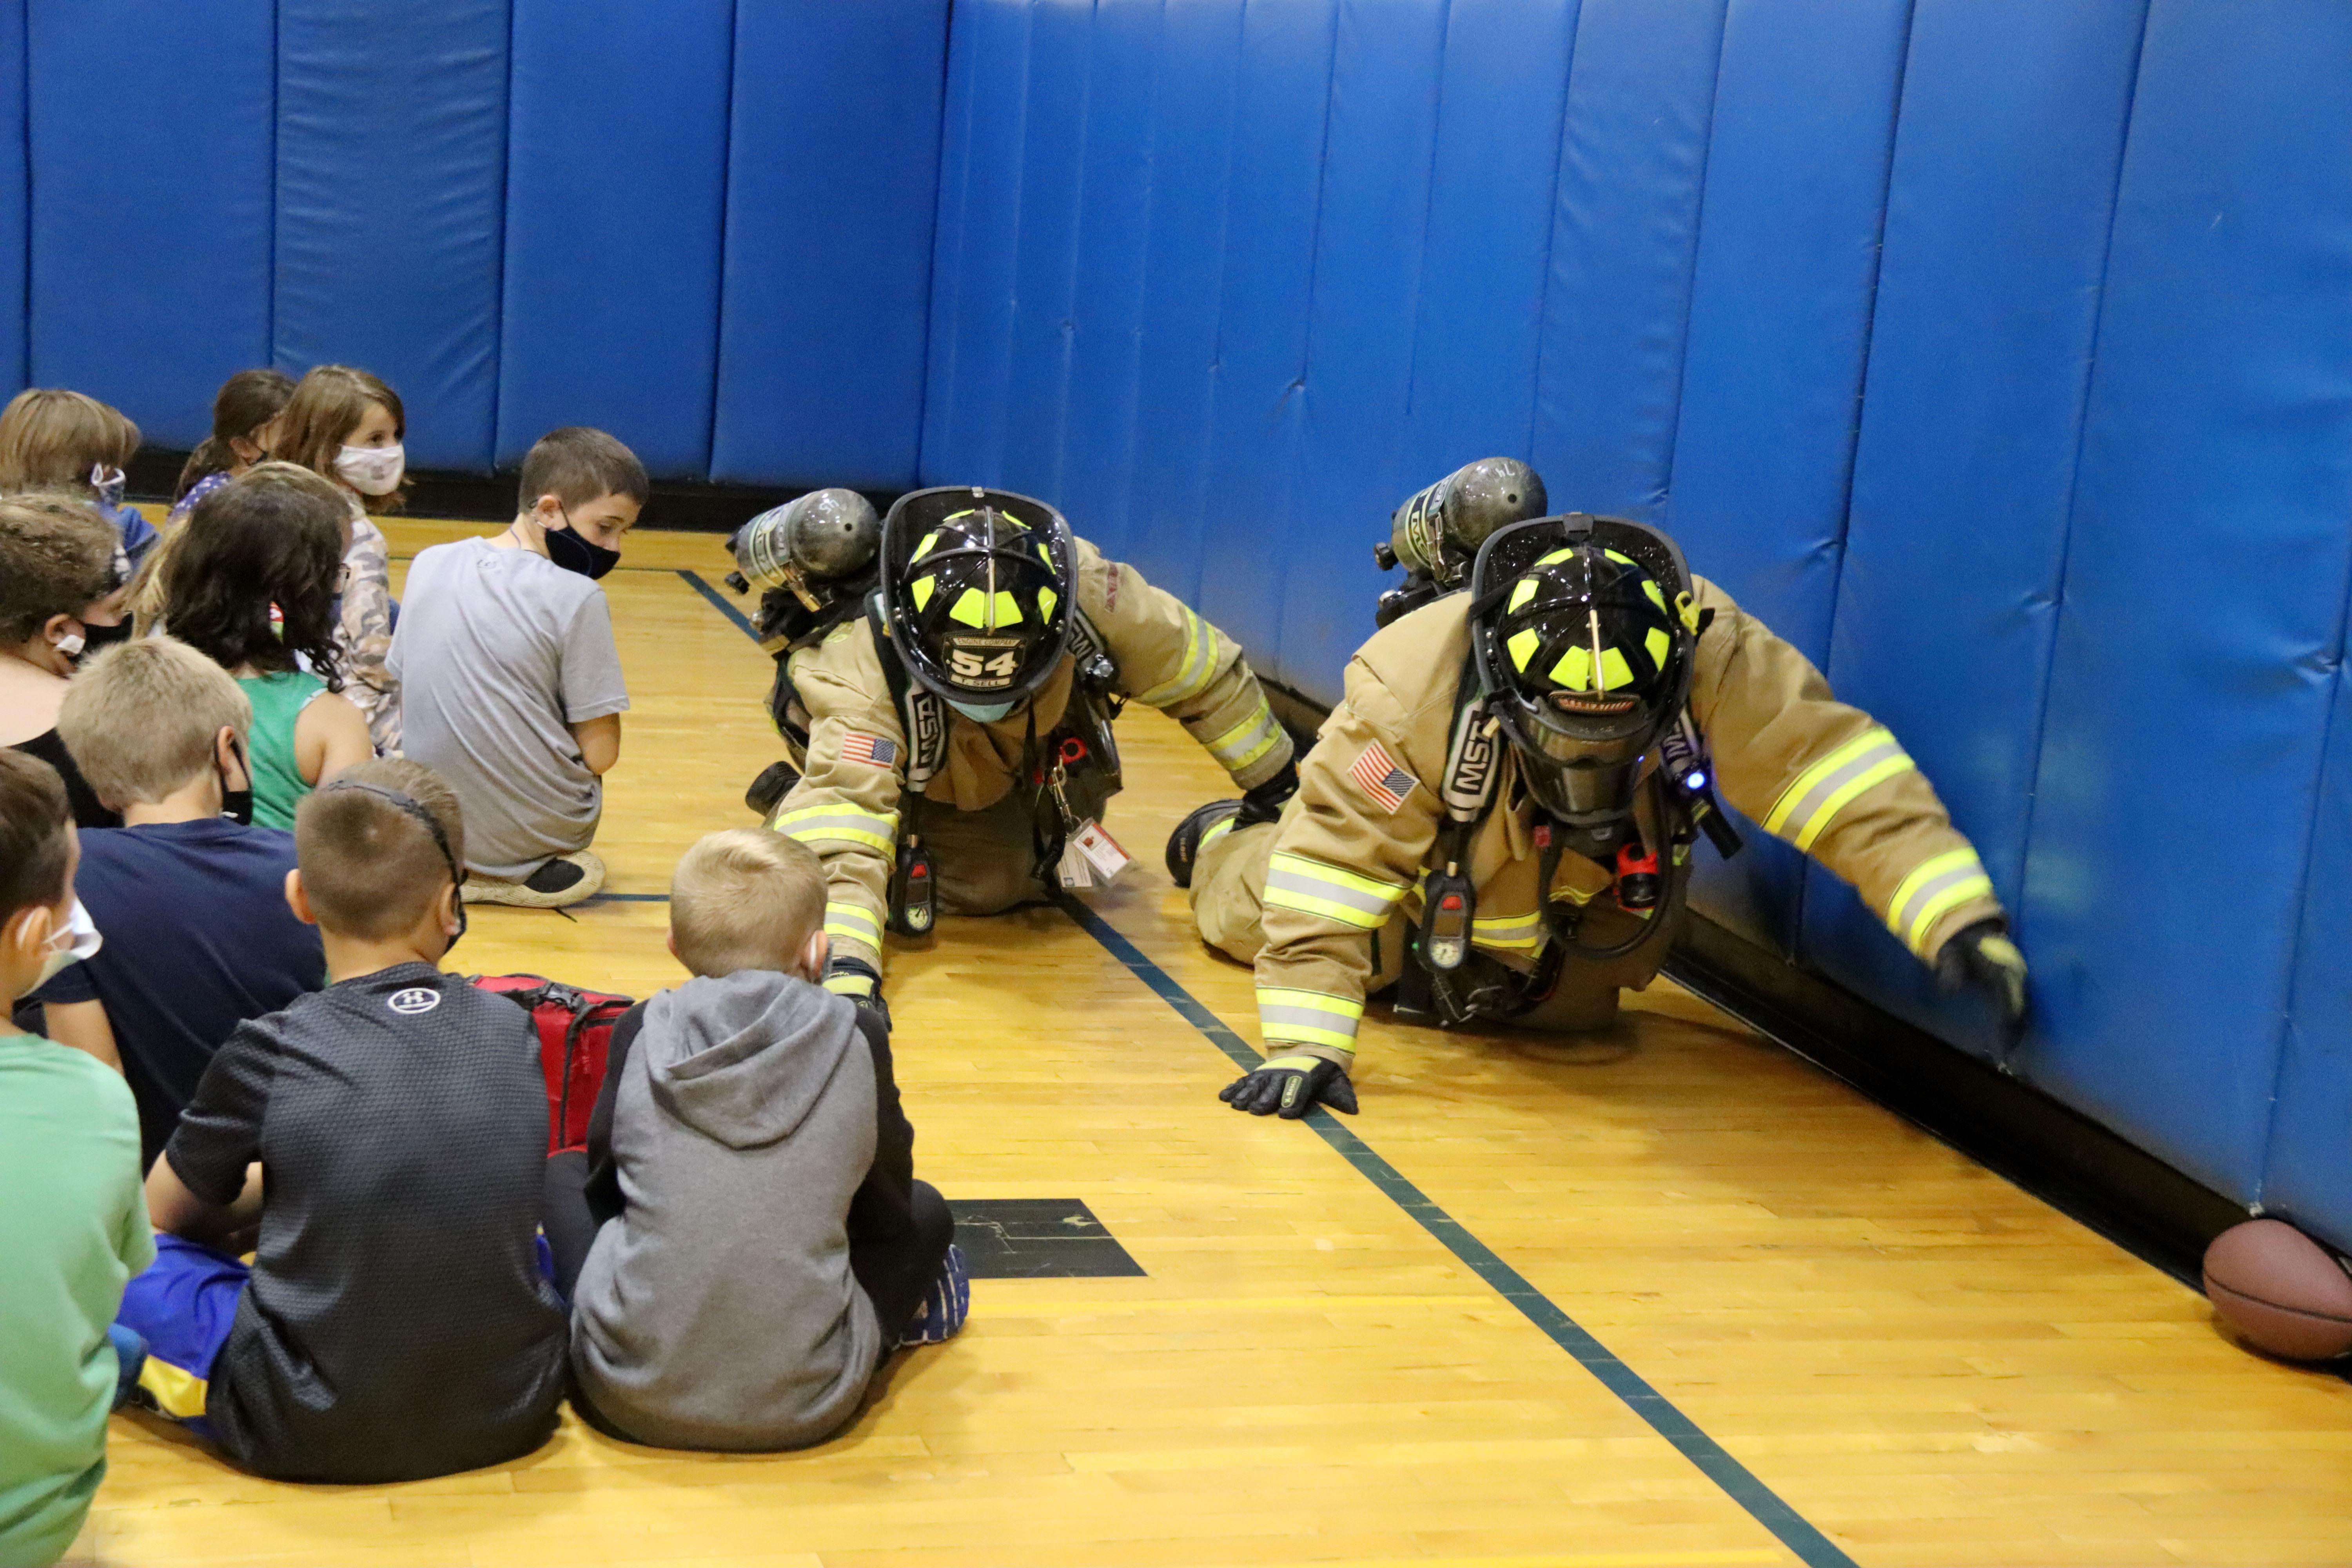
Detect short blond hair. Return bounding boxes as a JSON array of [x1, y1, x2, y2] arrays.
[[294, 759, 465, 940], [670, 828, 827, 978], [59, 637, 251, 809]]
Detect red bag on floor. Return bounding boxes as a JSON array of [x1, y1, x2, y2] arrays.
[[471, 974, 634, 1153]]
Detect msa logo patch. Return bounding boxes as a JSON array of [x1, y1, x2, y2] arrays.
[[387, 987, 441, 1016], [947, 636, 1023, 689]]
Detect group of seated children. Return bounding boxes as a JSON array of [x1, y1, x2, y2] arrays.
[[5, 366, 647, 907], [0, 373, 966, 1567]]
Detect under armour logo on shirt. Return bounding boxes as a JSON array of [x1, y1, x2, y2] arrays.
[[387, 987, 442, 1016]]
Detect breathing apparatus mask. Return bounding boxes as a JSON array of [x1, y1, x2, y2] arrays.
[[1373, 458, 1549, 627], [1465, 514, 1700, 838], [726, 488, 883, 655]]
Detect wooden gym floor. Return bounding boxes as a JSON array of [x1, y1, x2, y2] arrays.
[[71, 521, 2352, 1568]]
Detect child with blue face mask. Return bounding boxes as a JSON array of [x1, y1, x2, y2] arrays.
[[0, 387, 154, 571], [0, 748, 155, 1568], [271, 366, 408, 755]]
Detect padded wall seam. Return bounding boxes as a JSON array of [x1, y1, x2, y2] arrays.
[[2010, 0, 2152, 922]]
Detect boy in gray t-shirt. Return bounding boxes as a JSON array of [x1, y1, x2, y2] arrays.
[[388, 428, 645, 907]]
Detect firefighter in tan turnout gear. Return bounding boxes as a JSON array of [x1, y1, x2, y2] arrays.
[[1167, 469, 2028, 1119], [733, 485, 1297, 1010]]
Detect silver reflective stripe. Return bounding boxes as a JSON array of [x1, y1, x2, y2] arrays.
[[1766, 731, 1913, 850], [1264, 861, 1405, 927]]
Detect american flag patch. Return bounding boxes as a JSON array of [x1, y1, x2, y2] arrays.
[[842, 731, 900, 768], [1349, 742, 1417, 813]]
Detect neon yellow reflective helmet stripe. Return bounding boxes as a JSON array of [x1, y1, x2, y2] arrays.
[[911, 575, 935, 611], [1508, 626, 1542, 672]]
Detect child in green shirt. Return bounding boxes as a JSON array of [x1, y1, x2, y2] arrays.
[[0, 750, 151, 1568]]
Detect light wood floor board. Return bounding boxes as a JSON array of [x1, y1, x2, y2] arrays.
[[69, 521, 2351, 1567]]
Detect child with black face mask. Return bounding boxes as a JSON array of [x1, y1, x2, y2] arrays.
[[388, 427, 644, 909], [32, 638, 324, 1165]]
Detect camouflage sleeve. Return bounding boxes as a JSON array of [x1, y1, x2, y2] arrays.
[[1076, 541, 1294, 790], [1689, 576, 2005, 964], [338, 513, 397, 754]]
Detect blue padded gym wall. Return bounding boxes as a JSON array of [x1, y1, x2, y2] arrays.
[[25, 0, 275, 450], [0, 0, 945, 488], [0, 2, 24, 396], [497, 0, 732, 479]]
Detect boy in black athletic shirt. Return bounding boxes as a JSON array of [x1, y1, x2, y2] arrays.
[[117, 759, 567, 1482]]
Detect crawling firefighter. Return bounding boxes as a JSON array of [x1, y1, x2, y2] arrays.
[[732, 485, 1297, 1011], [1167, 461, 2028, 1119]]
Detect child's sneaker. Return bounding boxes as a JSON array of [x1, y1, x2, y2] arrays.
[[464, 849, 606, 908], [898, 1244, 969, 1347]]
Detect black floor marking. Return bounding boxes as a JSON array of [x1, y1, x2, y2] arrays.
[[678, 552, 1855, 1568], [677, 568, 759, 639], [1059, 897, 1857, 1568], [949, 1198, 1145, 1279]]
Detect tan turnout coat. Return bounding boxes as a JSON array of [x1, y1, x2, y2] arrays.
[[1189, 579, 2005, 1064], [771, 537, 1294, 976]]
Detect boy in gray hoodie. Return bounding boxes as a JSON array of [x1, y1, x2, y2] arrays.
[[543, 828, 963, 1450]]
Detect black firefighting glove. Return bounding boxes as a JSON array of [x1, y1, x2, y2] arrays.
[[1936, 918, 2028, 1058], [1220, 1052, 1358, 1118], [1236, 761, 1300, 828], [823, 955, 891, 1029]]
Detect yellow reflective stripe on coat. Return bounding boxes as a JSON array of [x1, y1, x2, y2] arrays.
[[1263, 851, 1409, 931], [1762, 726, 1916, 852], [1888, 847, 1996, 956], [824, 900, 882, 947], [1204, 699, 1283, 774], [1256, 986, 1362, 1053], [1136, 610, 1220, 707], [824, 969, 877, 999], [1471, 909, 1546, 951], [770, 801, 899, 853]]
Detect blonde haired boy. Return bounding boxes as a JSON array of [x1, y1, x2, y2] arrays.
[[545, 826, 963, 1451], [34, 638, 324, 1162]]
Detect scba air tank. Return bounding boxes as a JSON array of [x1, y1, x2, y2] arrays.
[[726, 488, 882, 607], [1381, 458, 1548, 584]]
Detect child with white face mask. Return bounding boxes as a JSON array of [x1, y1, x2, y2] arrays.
[[271, 365, 408, 754], [0, 748, 155, 1568]]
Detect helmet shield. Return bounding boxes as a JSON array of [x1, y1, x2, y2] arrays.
[[879, 486, 1075, 708], [1468, 514, 1697, 824]]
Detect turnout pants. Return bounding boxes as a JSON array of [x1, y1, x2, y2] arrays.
[[910, 768, 1119, 917], [1187, 821, 1676, 1033]]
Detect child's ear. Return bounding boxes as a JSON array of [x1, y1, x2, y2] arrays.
[[664, 929, 684, 969], [284, 869, 317, 927], [439, 879, 464, 938], [801, 928, 830, 982]]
